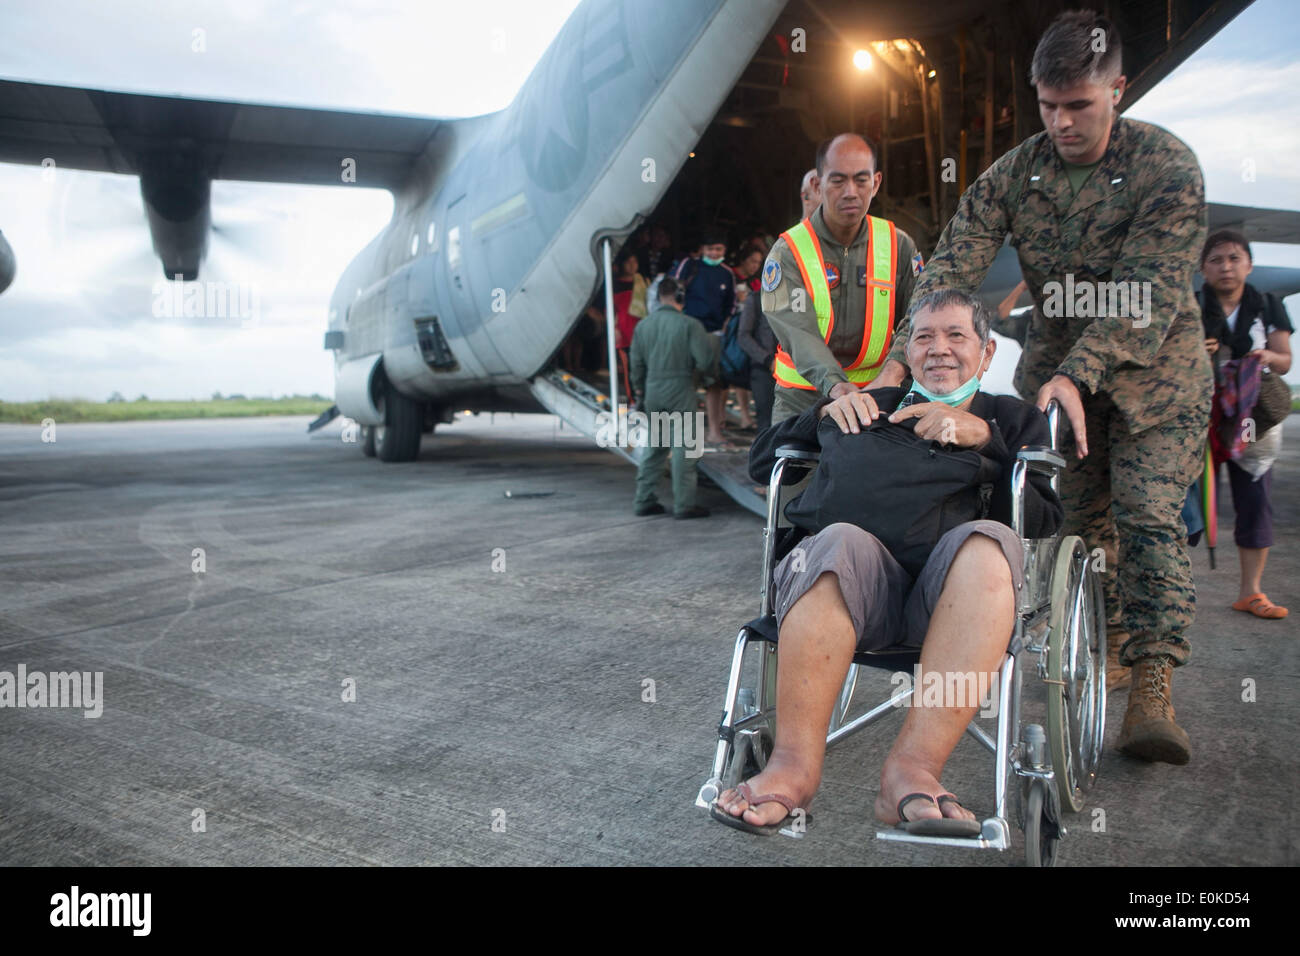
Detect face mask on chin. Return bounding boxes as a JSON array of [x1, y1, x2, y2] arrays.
[[702, 256, 723, 267], [907, 372, 981, 407]]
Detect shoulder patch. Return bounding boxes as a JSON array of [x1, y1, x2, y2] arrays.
[[761, 258, 782, 292], [911, 252, 924, 276]]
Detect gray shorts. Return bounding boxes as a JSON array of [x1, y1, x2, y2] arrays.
[[772, 520, 1024, 652]]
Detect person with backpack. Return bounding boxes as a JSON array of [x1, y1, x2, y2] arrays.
[[712, 290, 1062, 836], [673, 232, 736, 449]]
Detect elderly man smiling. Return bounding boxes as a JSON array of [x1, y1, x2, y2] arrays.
[[713, 289, 1063, 836]]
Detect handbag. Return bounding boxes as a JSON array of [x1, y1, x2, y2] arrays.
[[1252, 370, 1290, 434]]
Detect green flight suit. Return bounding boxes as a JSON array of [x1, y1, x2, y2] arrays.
[[889, 116, 1213, 665], [761, 206, 920, 422], [629, 305, 717, 512]]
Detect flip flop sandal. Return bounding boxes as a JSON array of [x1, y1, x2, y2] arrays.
[[710, 781, 811, 836], [895, 792, 982, 837], [1231, 594, 1288, 619]]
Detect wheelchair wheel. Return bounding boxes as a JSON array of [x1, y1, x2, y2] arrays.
[[1023, 779, 1061, 867], [1045, 537, 1107, 813]]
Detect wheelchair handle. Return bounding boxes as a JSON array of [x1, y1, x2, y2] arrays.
[[775, 443, 820, 462], [1016, 446, 1066, 475], [1044, 400, 1061, 452]]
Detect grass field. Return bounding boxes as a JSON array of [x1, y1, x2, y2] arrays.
[[0, 397, 333, 424], [1, 393, 1294, 425]]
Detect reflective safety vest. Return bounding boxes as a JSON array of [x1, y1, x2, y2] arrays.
[[773, 215, 898, 390]]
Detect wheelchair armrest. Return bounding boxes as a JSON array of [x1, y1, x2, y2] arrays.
[[1016, 446, 1066, 475], [775, 442, 820, 463]]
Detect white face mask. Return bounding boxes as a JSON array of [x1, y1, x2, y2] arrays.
[[907, 372, 981, 407]]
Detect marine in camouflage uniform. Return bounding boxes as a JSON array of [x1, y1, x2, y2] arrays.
[[885, 108, 1212, 763]]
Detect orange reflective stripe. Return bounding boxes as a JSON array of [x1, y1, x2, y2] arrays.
[[778, 219, 832, 340], [848, 217, 898, 371], [773, 348, 816, 389], [802, 222, 832, 341]]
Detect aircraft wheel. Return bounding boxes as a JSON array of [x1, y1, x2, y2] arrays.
[[360, 425, 376, 457], [374, 381, 423, 462]]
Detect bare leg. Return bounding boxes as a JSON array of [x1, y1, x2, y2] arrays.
[[1237, 546, 1268, 600], [705, 386, 726, 442], [875, 535, 1015, 823], [735, 387, 755, 428], [714, 572, 856, 826]]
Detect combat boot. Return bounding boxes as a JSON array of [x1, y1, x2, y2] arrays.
[[1106, 629, 1130, 691], [1118, 656, 1190, 765]]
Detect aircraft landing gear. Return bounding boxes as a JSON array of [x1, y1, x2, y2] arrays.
[[373, 380, 423, 462]]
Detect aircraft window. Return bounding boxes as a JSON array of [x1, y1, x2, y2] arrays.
[[427, 223, 437, 246], [410, 233, 419, 256], [448, 226, 462, 270]]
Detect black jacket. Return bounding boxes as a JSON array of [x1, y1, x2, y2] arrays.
[[749, 387, 1064, 541]]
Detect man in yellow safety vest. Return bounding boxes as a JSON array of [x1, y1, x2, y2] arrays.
[[761, 133, 922, 423]]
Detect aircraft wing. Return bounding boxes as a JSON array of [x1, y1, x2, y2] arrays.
[[0, 77, 450, 277], [0, 77, 443, 187], [1207, 202, 1300, 246], [975, 201, 1300, 310]]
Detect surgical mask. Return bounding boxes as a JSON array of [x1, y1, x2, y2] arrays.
[[702, 256, 723, 267], [907, 372, 981, 407]]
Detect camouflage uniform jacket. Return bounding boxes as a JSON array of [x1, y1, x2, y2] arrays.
[[888, 116, 1213, 432], [763, 206, 920, 399]]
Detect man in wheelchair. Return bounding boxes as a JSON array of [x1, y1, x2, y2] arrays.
[[713, 289, 1063, 836]]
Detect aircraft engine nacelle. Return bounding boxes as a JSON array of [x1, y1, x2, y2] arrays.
[[0, 230, 14, 295], [334, 354, 385, 426]]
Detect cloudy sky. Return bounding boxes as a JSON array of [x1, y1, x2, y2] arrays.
[[0, 0, 1296, 402]]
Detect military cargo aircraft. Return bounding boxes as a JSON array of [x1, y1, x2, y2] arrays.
[[1, 0, 1295, 487]]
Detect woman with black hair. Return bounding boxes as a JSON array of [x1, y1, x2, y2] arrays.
[[1199, 228, 1293, 619]]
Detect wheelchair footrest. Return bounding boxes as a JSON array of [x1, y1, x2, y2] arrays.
[[875, 817, 1010, 851]]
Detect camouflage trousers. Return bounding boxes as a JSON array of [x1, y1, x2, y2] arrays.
[[1058, 391, 1209, 667]]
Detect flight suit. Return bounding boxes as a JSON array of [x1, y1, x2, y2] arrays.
[[630, 305, 718, 512], [761, 206, 920, 422], [888, 116, 1213, 665]]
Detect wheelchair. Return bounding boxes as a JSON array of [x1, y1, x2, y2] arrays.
[[695, 403, 1107, 866]]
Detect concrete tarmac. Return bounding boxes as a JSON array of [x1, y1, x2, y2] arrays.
[[0, 412, 1295, 866]]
